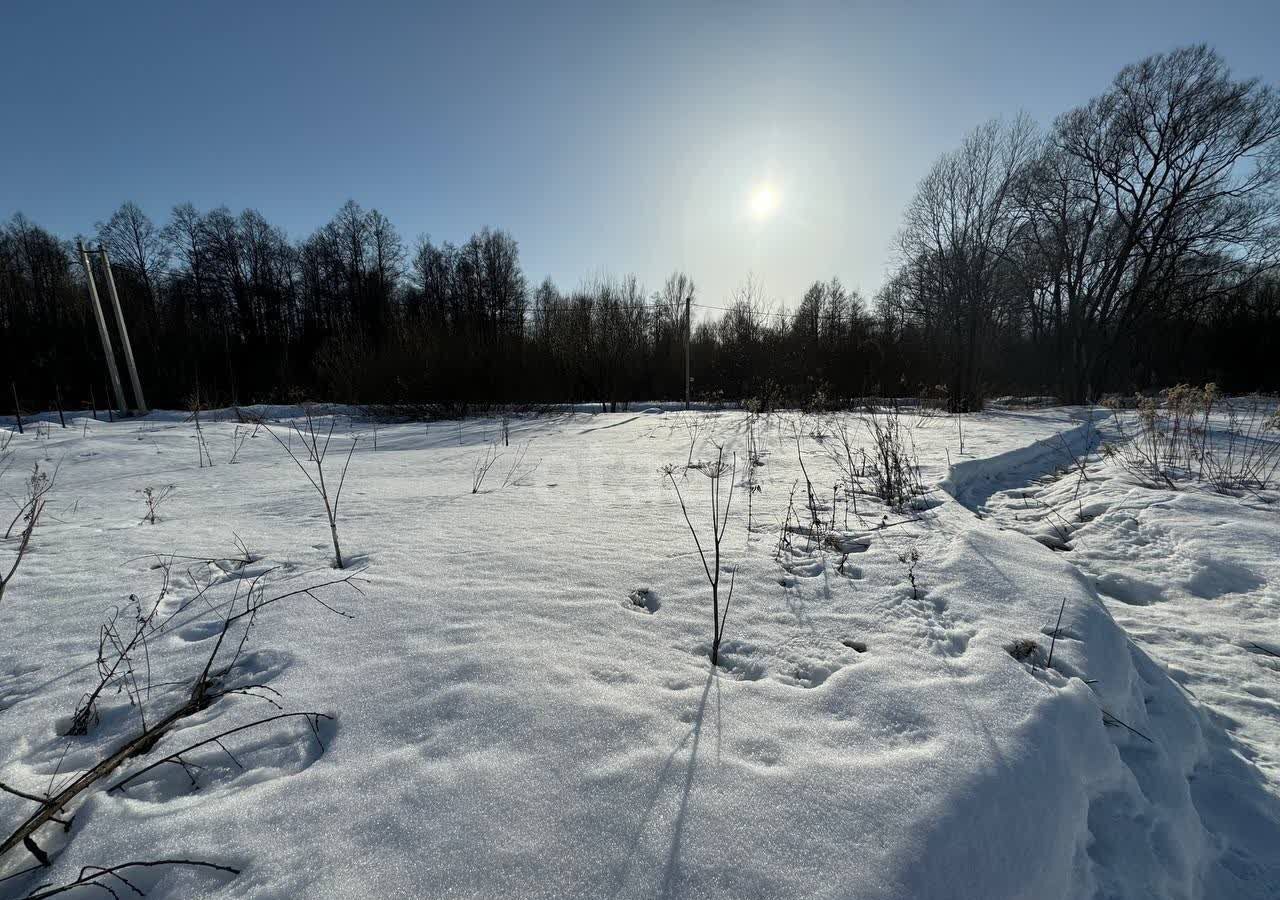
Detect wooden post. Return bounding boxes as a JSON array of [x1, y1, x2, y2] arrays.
[[78, 241, 128, 417], [98, 249, 147, 413], [90, 384, 99, 421], [55, 384, 66, 428]]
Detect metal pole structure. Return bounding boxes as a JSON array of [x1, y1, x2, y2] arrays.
[[78, 241, 128, 417], [684, 293, 691, 411], [10, 382, 23, 434], [97, 249, 147, 413]]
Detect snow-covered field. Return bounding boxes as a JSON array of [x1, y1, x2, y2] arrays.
[[1, 405, 1278, 899]]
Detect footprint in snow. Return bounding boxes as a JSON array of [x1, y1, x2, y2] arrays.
[[0, 664, 41, 712], [172, 620, 225, 643], [896, 589, 976, 659], [693, 640, 766, 681], [116, 712, 336, 805], [622, 588, 660, 614], [776, 659, 842, 689]]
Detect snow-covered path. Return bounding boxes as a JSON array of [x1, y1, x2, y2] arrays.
[[985, 458, 1280, 769], [1, 407, 1278, 899]]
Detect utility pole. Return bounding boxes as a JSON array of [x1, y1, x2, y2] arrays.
[[78, 241, 128, 417], [97, 248, 147, 413], [684, 293, 691, 411], [10, 383, 22, 434]]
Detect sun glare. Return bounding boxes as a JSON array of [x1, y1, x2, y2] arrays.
[[750, 184, 779, 219]]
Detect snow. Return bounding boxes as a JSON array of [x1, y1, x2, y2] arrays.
[[979, 411, 1280, 896], [1, 406, 1277, 898]]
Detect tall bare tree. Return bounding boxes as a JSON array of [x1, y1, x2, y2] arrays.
[[96, 201, 170, 308], [1021, 45, 1280, 401], [896, 115, 1038, 410]]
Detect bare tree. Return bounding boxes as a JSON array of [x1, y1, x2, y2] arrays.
[[96, 201, 170, 309], [1019, 45, 1280, 402], [896, 116, 1039, 411]]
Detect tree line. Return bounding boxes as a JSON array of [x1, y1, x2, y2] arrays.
[[884, 45, 1280, 408], [3, 45, 1278, 414]]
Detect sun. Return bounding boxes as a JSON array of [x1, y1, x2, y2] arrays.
[[750, 183, 779, 219]]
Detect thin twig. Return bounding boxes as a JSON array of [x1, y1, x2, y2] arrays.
[[109, 713, 334, 793], [22, 859, 241, 899], [1047, 596, 1068, 669]]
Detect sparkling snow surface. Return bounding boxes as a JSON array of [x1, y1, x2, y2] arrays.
[[1, 406, 1277, 899]]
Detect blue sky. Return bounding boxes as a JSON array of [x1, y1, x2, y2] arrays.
[[3, 0, 1278, 311]]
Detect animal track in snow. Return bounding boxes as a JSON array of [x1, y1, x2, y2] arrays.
[[776, 658, 842, 688], [173, 619, 226, 643], [692, 639, 766, 681], [1185, 559, 1264, 599], [773, 634, 871, 689], [777, 544, 825, 579], [894, 589, 976, 659], [621, 587, 660, 614], [117, 712, 336, 805], [0, 664, 40, 712], [735, 735, 782, 767], [1094, 572, 1163, 606]]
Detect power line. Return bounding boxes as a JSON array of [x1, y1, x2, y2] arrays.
[[691, 301, 815, 321], [516, 298, 820, 321], [450, 296, 868, 327]]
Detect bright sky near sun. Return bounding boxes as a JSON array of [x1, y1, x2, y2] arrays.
[[750, 185, 780, 221], [2, 0, 1279, 313]]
